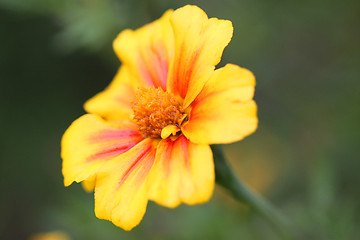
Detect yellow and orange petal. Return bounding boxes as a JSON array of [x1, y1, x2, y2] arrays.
[[94, 139, 157, 230], [182, 64, 258, 145], [167, 5, 233, 108], [160, 125, 181, 139], [61, 114, 143, 187], [84, 66, 136, 121], [148, 135, 214, 208], [113, 10, 174, 90]]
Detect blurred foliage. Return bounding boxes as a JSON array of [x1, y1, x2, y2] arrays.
[[0, 0, 359, 239]]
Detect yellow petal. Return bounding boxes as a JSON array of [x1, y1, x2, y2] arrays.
[[148, 135, 214, 208], [84, 66, 137, 121], [61, 114, 143, 187], [81, 176, 96, 192], [94, 139, 157, 231], [160, 124, 180, 139], [113, 10, 174, 90], [167, 5, 233, 108], [182, 64, 258, 144]]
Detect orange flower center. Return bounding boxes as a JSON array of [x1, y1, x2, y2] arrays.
[[131, 87, 187, 138]]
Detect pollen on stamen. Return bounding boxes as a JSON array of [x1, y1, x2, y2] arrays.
[[131, 87, 187, 138]]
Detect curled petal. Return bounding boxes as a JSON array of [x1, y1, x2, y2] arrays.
[[113, 10, 174, 90], [61, 114, 143, 187], [182, 64, 258, 144], [148, 135, 214, 208], [81, 176, 96, 192], [160, 124, 180, 139], [167, 5, 233, 108], [84, 66, 137, 121], [94, 139, 157, 231]]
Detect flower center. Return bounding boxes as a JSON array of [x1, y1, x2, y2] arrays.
[[131, 87, 187, 138]]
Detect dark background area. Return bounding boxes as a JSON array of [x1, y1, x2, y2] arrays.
[[1, 0, 359, 239]]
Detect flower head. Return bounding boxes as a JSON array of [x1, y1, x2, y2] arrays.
[[29, 231, 70, 240], [61, 5, 257, 230]]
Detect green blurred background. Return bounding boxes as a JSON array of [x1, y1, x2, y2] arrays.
[[1, 0, 359, 239]]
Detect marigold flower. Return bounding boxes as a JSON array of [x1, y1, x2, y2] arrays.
[[29, 231, 70, 240], [61, 5, 257, 230]]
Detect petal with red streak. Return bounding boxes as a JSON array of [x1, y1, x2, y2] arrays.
[[148, 135, 214, 208], [61, 114, 143, 187], [182, 64, 258, 145], [94, 139, 157, 231], [167, 5, 233, 108], [113, 10, 174, 90]]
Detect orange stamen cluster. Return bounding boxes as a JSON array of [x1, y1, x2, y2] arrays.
[[131, 87, 187, 138]]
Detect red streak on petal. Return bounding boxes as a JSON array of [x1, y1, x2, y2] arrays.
[[178, 136, 190, 171], [173, 43, 184, 97], [89, 129, 141, 143], [138, 41, 168, 90], [173, 44, 201, 99], [151, 42, 168, 90], [118, 144, 153, 187], [138, 57, 156, 87], [162, 139, 174, 178], [87, 145, 134, 162]]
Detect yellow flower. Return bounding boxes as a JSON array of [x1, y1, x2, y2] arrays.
[[61, 5, 257, 230], [29, 231, 70, 240]]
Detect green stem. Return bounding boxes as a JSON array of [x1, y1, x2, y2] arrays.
[[211, 145, 294, 240]]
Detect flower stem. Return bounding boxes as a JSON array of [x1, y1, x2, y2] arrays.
[[211, 145, 294, 240]]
